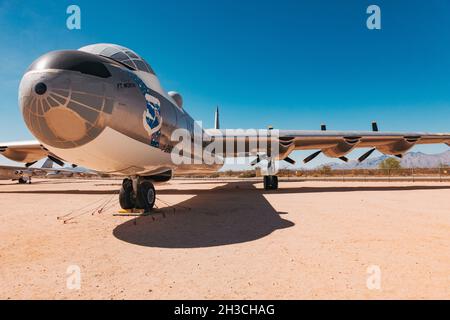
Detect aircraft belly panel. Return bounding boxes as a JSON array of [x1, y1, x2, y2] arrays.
[[43, 126, 173, 176]]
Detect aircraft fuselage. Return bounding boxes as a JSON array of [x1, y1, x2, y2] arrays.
[[19, 44, 221, 177]]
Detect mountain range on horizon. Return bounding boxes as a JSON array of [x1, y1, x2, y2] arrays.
[[317, 150, 450, 170]]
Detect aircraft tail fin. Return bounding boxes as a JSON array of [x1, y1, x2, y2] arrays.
[[214, 106, 220, 130], [41, 158, 53, 169]]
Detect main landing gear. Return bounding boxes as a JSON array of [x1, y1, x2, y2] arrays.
[[263, 175, 278, 190], [18, 177, 31, 184], [119, 177, 156, 212]]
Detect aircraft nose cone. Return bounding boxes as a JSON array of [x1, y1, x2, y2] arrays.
[[34, 82, 47, 95], [19, 68, 113, 149]]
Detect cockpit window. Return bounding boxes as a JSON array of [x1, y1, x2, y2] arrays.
[[125, 51, 139, 59], [28, 50, 112, 78], [79, 44, 156, 75], [111, 52, 129, 61], [133, 60, 148, 72]]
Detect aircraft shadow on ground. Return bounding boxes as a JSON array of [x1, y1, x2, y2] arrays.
[[113, 182, 450, 248], [1, 181, 449, 247], [113, 182, 294, 249]]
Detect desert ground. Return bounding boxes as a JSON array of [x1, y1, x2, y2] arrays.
[[0, 178, 449, 300]]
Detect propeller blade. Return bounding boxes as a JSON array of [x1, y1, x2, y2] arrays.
[[48, 155, 64, 167], [250, 155, 260, 166], [303, 151, 322, 164], [251, 154, 268, 166], [321, 124, 327, 131], [358, 148, 376, 162], [339, 156, 349, 163], [25, 161, 37, 168], [372, 121, 379, 132], [283, 156, 296, 165]]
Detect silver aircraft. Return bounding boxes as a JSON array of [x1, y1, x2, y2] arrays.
[[0, 158, 53, 183], [1, 44, 449, 210], [0, 158, 98, 183]]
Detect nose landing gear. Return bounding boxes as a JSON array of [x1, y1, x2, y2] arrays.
[[119, 177, 156, 212], [136, 180, 156, 211], [119, 178, 134, 209]]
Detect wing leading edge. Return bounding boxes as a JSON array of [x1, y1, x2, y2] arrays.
[[0, 140, 49, 164]]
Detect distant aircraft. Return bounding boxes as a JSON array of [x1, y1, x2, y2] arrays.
[[1, 44, 449, 210], [0, 158, 53, 183], [0, 158, 99, 183]]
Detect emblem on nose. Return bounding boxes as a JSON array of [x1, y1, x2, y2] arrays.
[[35, 82, 47, 95]]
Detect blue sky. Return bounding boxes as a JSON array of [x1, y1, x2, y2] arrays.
[[0, 0, 449, 167]]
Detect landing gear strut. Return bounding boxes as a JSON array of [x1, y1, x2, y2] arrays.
[[119, 177, 156, 212], [263, 175, 278, 190]]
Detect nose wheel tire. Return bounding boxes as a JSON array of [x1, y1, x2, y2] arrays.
[[136, 180, 156, 212], [263, 175, 278, 190], [119, 178, 135, 210], [119, 178, 156, 212]]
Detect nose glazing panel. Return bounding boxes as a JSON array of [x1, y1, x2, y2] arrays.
[[21, 72, 115, 149]]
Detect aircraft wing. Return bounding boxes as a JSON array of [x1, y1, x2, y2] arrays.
[[0, 140, 49, 164], [3, 129, 450, 167], [276, 130, 450, 149], [206, 128, 450, 163]]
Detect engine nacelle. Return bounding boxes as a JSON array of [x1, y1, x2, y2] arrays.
[[322, 137, 361, 158], [15, 170, 32, 177], [376, 137, 419, 156]]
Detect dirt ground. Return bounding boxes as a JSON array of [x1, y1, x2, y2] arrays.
[[0, 178, 449, 300]]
